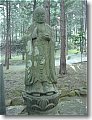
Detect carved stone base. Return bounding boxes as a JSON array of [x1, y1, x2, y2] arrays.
[[22, 92, 59, 115]]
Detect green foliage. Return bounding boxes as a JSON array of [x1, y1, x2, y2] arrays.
[[50, 0, 60, 26], [70, 31, 86, 52], [65, 0, 75, 11], [71, 34, 80, 47], [78, 31, 86, 39], [68, 49, 80, 54], [0, 0, 87, 56], [68, 41, 74, 50]]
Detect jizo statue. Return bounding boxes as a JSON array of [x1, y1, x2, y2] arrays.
[[23, 7, 59, 114]]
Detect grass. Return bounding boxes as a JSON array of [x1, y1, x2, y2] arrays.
[[1, 49, 80, 63], [68, 49, 80, 54], [55, 49, 80, 59], [1, 54, 25, 63]]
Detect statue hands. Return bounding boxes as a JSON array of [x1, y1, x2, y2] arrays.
[[39, 33, 51, 41]]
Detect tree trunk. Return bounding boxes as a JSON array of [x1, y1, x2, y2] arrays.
[[11, 18, 14, 45], [15, 30, 17, 41], [9, 1, 11, 59], [21, 24, 23, 37], [3, 18, 6, 42], [68, 12, 72, 39], [43, 0, 50, 25], [23, 22, 25, 36], [80, 0, 84, 62], [2, 7, 6, 42], [59, 0, 66, 75], [22, 52, 25, 60], [66, 14, 68, 55], [5, 1, 10, 69], [9, 35, 11, 59], [84, 0, 87, 53], [33, 0, 36, 11]]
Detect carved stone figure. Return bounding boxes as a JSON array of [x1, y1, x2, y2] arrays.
[[23, 7, 59, 114]]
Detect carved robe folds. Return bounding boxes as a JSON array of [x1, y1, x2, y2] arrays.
[[25, 23, 57, 95], [23, 7, 59, 113]]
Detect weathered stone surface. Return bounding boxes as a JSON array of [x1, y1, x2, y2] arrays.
[[68, 90, 76, 97], [24, 6, 58, 93], [5, 99, 12, 107], [75, 89, 80, 96], [22, 6, 59, 114], [60, 87, 87, 98], [58, 96, 87, 115], [6, 96, 87, 115], [79, 88, 87, 95], [10, 97, 24, 106], [5, 98, 24, 107], [60, 88, 69, 97], [27, 105, 59, 115], [23, 92, 59, 113], [6, 105, 26, 115]]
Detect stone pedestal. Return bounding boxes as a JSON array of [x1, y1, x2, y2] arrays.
[[28, 105, 59, 115], [22, 92, 59, 115]]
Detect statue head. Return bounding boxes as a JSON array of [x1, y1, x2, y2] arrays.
[[33, 7, 46, 23]]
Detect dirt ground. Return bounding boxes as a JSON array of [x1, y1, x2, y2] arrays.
[[3, 62, 87, 99], [56, 62, 87, 93], [3, 61, 87, 115]]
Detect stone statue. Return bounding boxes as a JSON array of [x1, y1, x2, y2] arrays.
[[23, 7, 59, 114]]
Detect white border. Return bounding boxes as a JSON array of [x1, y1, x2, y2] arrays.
[[0, 0, 92, 119]]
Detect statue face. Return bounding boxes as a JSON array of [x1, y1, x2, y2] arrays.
[[33, 7, 46, 23]]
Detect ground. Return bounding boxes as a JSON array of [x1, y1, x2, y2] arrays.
[[3, 60, 87, 115]]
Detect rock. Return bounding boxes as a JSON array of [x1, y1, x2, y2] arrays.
[[5, 99, 12, 107], [6, 105, 26, 115], [10, 97, 24, 106], [60, 88, 70, 97], [75, 90, 80, 96], [68, 90, 76, 97], [58, 96, 87, 115], [64, 83, 69, 87], [79, 88, 87, 95]]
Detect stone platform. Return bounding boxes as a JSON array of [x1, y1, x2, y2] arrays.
[[22, 92, 59, 115]]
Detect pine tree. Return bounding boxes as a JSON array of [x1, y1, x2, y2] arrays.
[[59, 0, 66, 74]]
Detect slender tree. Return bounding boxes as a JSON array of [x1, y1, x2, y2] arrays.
[[43, 0, 50, 25], [59, 0, 66, 74], [33, 0, 36, 11], [5, 1, 10, 69], [9, 1, 11, 59]]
